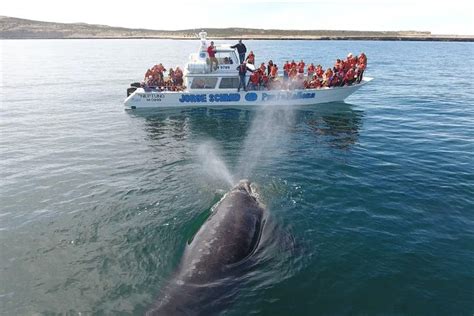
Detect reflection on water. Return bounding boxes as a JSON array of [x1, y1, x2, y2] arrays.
[[130, 103, 363, 152], [301, 103, 364, 150]]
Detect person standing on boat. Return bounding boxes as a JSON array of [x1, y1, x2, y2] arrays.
[[231, 39, 247, 64], [236, 61, 254, 92], [207, 41, 218, 72]]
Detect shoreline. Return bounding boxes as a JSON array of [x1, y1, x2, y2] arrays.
[[2, 16, 473, 42]]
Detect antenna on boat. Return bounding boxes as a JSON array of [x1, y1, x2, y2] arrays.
[[198, 30, 207, 42], [198, 30, 208, 56]]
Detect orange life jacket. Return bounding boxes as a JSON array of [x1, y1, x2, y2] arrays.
[[270, 65, 278, 77]]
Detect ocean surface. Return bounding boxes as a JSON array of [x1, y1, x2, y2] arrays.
[[1, 39, 473, 315]]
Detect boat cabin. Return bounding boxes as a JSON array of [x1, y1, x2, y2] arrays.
[[184, 31, 242, 90]]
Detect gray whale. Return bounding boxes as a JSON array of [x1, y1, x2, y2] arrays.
[[147, 180, 265, 315]]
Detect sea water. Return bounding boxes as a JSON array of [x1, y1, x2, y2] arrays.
[[1, 39, 473, 315]]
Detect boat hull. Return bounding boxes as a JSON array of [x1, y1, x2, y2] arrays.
[[124, 77, 373, 110]]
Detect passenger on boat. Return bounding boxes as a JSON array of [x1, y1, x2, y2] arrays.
[[236, 61, 255, 92], [283, 61, 291, 81], [246, 51, 255, 64], [356, 62, 366, 83], [269, 64, 278, 79], [267, 60, 274, 76], [356, 53, 367, 82], [307, 76, 322, 89], [298, 60, 305, 74], [307, 63, 315, 78], [259, 63, 266, 73], [261, 72, 269, 90], [290, 60, 297, 68], [344, 68, 356, 86], [248, 70, 260, 90], [231, 39, 247, 64], [289, 64, 298, 79], [343, 54, 353, 72], [323, 68, 333, 87], [168, 68, 175, 83], [174, 67, 184, 86], [316, 65, 324, 78], [348, 54, 357, 68], [329, 73, 340, 87], [144, 68, 153, 80], [336, 67, 345, 86], [207, 41, 218, 72], [358, 52, 367, 65], [151, 63, 166, 81]]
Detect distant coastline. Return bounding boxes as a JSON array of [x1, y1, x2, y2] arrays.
[[1, 16, 473, 42]]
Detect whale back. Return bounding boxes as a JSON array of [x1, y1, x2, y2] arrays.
[[147, 181, 265, 315], [178, 182, 264, 284]]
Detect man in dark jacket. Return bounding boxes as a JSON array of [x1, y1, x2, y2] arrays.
[[236, 61, 254, 92], [231, 39, 247, 64]]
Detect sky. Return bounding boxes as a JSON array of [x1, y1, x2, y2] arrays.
[[2, 0, 473, 35]]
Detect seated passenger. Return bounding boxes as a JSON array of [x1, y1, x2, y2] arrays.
[[144, 68, 153, 80], [283, 61, 291, 80], [248, 71, 260, 90], [152, 63, 166, 81], [297, 60, 305, 74], [344, 68, 356, 85], [174, 67, 184, 86], [309, 76, 322, 89], [344, 54, 354, 71], [358, 52, 367, 66], [168, 68, 175, 82], [349, 54, 357, 68], [316, 65, 324, 78], [289, 65, 298, 79], [270, 64, 278, 79], [144, 75, 154, 86], [267, 60, 274, 76], [307, 63, 315, 78], [355, 62, 366, 83], [330, 74, 340, 87], [259, 62, 266, 73], [323, 68, 333, 87], [337, 68, 345, 86]]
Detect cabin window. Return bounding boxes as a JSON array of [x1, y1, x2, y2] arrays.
[[190, 77, 218, 89], [219, 77, 240, 89], [215, 52, 235, 65]]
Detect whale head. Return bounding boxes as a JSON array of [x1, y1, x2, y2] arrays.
[[234, 179, 262, 205]]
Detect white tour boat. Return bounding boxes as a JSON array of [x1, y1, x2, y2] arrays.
[[124, 32, 373, 110]]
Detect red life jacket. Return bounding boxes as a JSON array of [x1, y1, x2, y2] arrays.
[[250, 72, 260, 84], [345, 69, 355, 81], [207, 46, 216, 58]]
